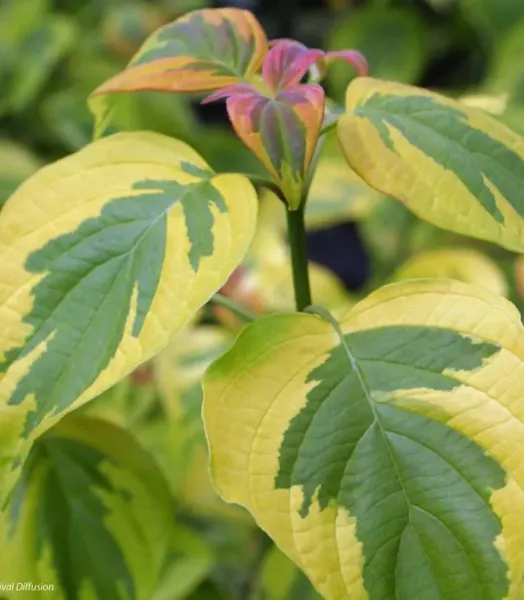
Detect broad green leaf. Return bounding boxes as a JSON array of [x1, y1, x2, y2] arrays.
[[1, 416, 174, 600], [261, 546, 322, 600], [0, 131, 257, 503], [460, 0, 524, 44], [393, 247, 508, 296], [339, 77, 524, 253], [327, 7, 428, 102], [0, 140, 41, 208], [204, 279, 524, 600], [92, 8, 267, 96]]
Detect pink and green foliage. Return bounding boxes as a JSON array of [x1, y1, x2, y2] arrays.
[[204, 40, 368, 209], [90, 7, 367, 209]]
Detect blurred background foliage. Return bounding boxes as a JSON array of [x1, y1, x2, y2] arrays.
[[1, 0, 524, 598]]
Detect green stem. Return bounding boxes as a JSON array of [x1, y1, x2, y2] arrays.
[[211, 293, 257, 322], [286, 204, 312, 311]]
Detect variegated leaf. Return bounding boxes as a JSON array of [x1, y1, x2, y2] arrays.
[[218, 84, 325, 209], [1, 416, 173, 600], [92, 8, 267, 96], [204, 279, 524, 600], [0, 131, 257, 503], [339, 77, 524, 252]]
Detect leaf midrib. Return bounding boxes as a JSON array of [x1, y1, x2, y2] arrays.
[[337, 331, 464, 600], [7, 179, 212, 373]]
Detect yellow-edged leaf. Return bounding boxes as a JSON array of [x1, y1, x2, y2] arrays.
[[338, 77, 524, 252], [1, 416, 174, 599], [204, 279, 524, 599], [0, 131, 257, 503], [392, 247, 508, 296]]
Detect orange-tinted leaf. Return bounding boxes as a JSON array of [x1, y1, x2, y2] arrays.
[[92, 8, 268, 96], [224, 84, 325, 209]]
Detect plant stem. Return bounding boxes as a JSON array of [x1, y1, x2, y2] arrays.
[[211, 293, 257, 322], [286, 204, 312, 311]]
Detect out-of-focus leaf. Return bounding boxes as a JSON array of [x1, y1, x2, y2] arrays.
[[215, 190, 355, 327], [1, 416, 174, 600], [392, 247, 508, 296], [5, 15, 76, 113], [154, 527, 215, 600], [327, 6, 428, 102], [487, 20, 524, 103], [102, 2, 167, 59], [261, 546, 322, 600], [360, 197, 416, 267], [0, 141, 41, 208], [460, 0, 524, 45], [0, 0, 51, 46], [154, 325, 251, 523], [306, 143, 384, 230]]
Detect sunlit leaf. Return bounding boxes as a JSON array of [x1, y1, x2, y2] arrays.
[[204, 279, 524, 599], [0, 131, 257, 503], [1, 416, 173, 600], [339, 77, 524, 252]]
